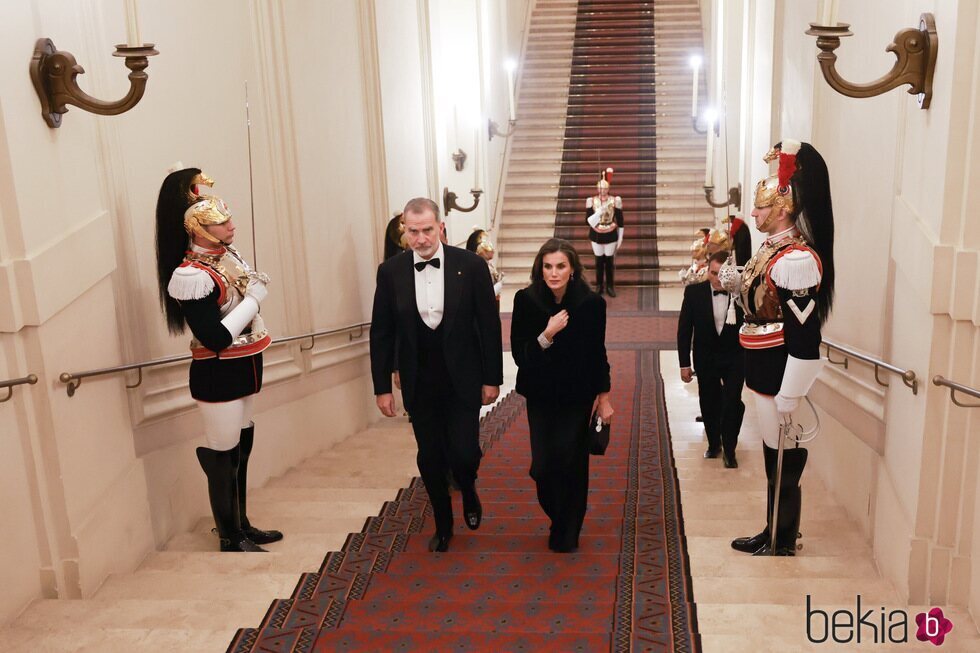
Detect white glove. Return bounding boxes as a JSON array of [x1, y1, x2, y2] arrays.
[[774, 393, 800, 416], [221, 297, 260, 339], [245, 277, 268, 304]]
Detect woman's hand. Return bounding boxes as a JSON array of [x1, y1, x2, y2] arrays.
[[543, 310, 569, 340], [594, 393, 614, 422]]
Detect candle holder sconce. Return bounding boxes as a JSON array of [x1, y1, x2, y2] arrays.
[[488, 118, 517, 140], [30, 38, 159, 128], [703, 183, 741, 209], [805, 14, 937, 109], [451, 148, 467, 171], [443, 187, 483, 217]]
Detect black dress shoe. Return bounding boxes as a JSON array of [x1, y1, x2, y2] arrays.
[[723, 452, 738, 469], [462, 488, 482, 530], [219, 534, 267, 552], [703, 447, 721, 459], [427, 533, 452, 552], [731, 529, 769, 553], [752, 543, 796, 556]]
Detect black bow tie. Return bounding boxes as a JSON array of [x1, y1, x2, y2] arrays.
[[713, 290, 728, 296], [415, 257, 441, 272]]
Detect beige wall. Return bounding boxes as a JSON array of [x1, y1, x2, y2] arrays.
[[0, 0, 529, 624]]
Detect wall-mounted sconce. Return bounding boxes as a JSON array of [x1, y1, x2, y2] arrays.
[[703, 183, 741, 209], [805, 13, 937, 110], [488, 118, 516, 140], [443, 187, 483, 217], [30, 38, 158, 128], [452, 148, 467, 171]]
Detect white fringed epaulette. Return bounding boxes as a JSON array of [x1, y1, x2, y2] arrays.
[[770, 249, 821, 291], [586, 196, 594, 208], [168, 265, 216, 300], [614, 196, 622, 209]]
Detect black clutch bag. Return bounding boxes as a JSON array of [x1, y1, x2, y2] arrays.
[[589, 411, 610, 456]]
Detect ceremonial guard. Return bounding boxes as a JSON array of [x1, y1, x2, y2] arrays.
[[679, 229, 710, 286], [466, 228, 505, 301], [585, 167, 624, 297], [155, 167, 283, 552], [724, 140, 835, 556]]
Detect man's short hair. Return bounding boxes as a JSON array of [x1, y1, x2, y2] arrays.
[[403, 197, 441, 222], [708, 250, 729, 265]]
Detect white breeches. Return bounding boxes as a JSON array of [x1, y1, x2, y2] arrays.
[[198, 396, 255, 451], [591, 241, 618, 256], [753, 392, 783, 449]]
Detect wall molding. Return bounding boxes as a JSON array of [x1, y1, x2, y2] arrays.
[[0, 211, 116, 333], [812, 366, 887, 455], [417, 0, 440, 200]]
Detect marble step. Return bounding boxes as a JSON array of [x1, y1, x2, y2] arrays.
[[0, 626, 234, 653], [8, 597, 270, 633], [96, 570, 300, 601]]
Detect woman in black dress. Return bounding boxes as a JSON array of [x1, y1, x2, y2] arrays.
[[510, 238, 614, 552]]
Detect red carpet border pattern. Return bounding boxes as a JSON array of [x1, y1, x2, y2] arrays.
[[225, 316, 700, 652]]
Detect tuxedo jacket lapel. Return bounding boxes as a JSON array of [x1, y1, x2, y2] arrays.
[[396, 253, 418, 342], [442, 247, 462, 335]]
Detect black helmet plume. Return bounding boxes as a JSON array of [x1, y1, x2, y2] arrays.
[[155, 168, 199, 335]]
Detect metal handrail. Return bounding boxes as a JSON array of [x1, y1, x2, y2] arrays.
[[932, 375, 980, 408], [1, 374, 38, 403], [823, 338, 918, 395], [58, 321, 371, 398]]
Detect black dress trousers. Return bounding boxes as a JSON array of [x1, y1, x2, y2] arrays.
[[525, 400, 593, 550], [409, 313, 482, 537]]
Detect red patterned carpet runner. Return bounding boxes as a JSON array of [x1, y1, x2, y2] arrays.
[[226, 311, 699, 652], [555, 0, 660, 287]]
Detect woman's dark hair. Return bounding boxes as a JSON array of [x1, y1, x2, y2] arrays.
[[465, 229, 485, 253], [155, 167, 199, 334], [780, 141, 835, 325], [528, 238, 589, 299]]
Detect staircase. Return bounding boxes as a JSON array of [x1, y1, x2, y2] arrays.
[[649, 0, 716, 280], [497, 0, 577, 288], [0, 423, 420, 652], [498, 0, 715, 289]]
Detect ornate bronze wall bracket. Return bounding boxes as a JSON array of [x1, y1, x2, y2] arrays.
[[805, 14, 937, 109], [30, 38, 159, 128], [443, 187, 483, 216], [703, 183, 741, 209], [488, 118, 516, 140]]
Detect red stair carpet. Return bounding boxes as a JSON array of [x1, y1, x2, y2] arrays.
[[226, 310, 700, 652], [555, 0, 661, 288]]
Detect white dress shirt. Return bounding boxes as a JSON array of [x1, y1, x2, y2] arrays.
[[711, 289, 729, 335], [414, 243, 445, 330]]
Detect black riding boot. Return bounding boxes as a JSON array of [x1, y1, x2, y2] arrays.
[[753, 444, 808, 556], [605, 255, 617, 297], [594, 255, 605, 294], [731, 483, 772, 553], [238, 424, 284, 544], [196, 446, 266, 552]]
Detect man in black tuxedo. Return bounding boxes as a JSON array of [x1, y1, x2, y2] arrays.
[[677, 250, 745, 468], [370, 197, 503, 552]]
